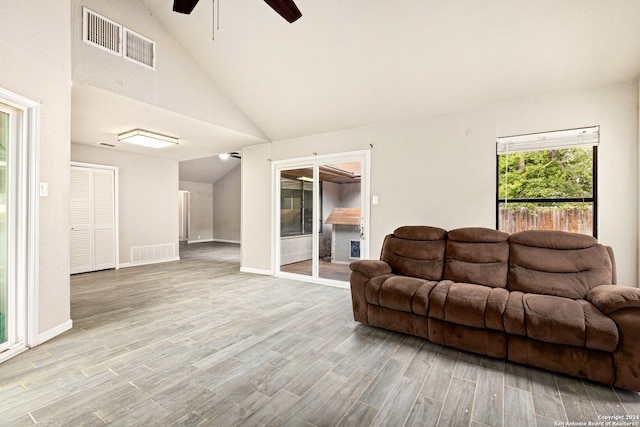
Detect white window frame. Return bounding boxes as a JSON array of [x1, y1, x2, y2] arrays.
[[496, 126, 599, 237]]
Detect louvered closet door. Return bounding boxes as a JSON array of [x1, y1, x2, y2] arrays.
[[70, 166, 116, 274], [70, 167, 93, 274], [92, 169, 115, 270]]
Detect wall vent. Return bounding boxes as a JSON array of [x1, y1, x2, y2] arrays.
[[124, 29, 156, 69], [82, 7, 155, 70], [83, 7, 122, 56], [131, 243, 176, 265]]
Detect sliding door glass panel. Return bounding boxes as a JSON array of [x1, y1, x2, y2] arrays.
[[318, 162, 362, 281], [279, 168, 313, 277], [0, 111, 8, 348]]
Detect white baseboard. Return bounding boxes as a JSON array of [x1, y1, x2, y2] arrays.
[[119, 256, 181, 268], [37, 319, 73, 345], [212, 239, 241, 245], [187, 239, 214, 244], [186, 239, 240, 245], [240, 267, 272, 276]]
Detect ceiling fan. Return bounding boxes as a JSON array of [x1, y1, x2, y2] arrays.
[[218, 151, 241, 160], [172, 0, 302, 23]]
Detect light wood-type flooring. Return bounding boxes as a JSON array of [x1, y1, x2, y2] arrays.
[[1, 242, 639, 426]]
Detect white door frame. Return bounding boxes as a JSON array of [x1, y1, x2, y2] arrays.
[[0, 87, 40, 361], [272, 150, 371, 289]]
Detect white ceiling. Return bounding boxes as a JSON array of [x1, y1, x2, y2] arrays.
[[72, 0, 640, 181], [71, 84, 264, 162], [179, 155, 240, 184], [139, 0, 640, 142]]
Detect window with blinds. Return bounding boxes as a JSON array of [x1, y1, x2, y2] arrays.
[[496, 126, 599, 237]]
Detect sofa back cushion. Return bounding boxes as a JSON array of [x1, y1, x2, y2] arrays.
[[444, 227, 510, 288], [381, 226, 447, 280], [508, 230, 613, 299]]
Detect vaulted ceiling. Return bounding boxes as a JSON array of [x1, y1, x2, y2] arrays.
[[141, 0, 640, 142], [71, 1, 640, 182]]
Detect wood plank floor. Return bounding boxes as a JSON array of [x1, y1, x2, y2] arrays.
[[0, 242, 638, 426]]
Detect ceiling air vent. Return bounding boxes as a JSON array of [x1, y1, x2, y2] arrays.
[[124, 29, 156, 69], [83, 7, 122, 56]]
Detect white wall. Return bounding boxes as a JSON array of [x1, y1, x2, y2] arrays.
[[0, 1, 73, 336], [179, 180, 213, 243], [242, 81, 639, 286], [71, 0, 264, 139], [212, 165, 241, 243], [71, 144, 179, 264], [241, 144, 273, 273]]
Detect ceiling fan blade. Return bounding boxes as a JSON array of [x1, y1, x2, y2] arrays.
[[263, 0, 302, 23], [173, 0, 200, 14]]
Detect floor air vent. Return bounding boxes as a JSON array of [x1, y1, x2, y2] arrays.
[[131, 244, 176, 265]]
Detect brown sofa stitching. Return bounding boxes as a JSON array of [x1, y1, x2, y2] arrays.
[[514, 264, 594, 274], [389, 251, 443, 262], [409, 281, 424, 314], [483, 290, 491, 330], [580, 301, 588, 348]]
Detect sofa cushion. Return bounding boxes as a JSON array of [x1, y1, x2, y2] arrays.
[[504, 293, 618, 352], [444, 227, 510, 288], [508, 230, 613, 299], [365, 275, 438, 316], [428, 281, 509, 331], [380, 226, 447, 280]]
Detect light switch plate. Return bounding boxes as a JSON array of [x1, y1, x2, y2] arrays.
[[40, 182, 48, 197]]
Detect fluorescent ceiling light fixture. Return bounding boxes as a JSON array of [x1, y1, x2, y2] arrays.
[[117, 129, 178, 148], [297, 176, 314, 182]]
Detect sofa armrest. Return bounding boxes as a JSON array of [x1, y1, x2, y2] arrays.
[[586, 285, 640, 315], [349, 260, 392, 278]]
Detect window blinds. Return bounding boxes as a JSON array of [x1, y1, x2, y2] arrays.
[[496, 126, 599, 155]]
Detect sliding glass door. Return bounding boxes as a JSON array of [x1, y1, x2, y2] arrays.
[[318, 162, 362, 281], [0, 89, 39, 363], [0, 109, 8, 351], [279, 166, 314, 277], [276, 152, 369, 287]]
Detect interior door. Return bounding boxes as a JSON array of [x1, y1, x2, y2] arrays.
[[70, 165, 116, 274], [70, 166, 93, 274], [92, 168, 115, 271], [178, 191, 190, 242]]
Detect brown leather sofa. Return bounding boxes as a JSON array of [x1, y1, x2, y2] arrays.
[[349, 226, 640, 391]]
